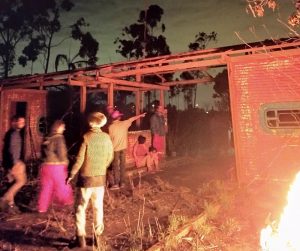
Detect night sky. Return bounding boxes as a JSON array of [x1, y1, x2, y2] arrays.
[[14, 0, 298, 108], [60, 0, 295, 65]]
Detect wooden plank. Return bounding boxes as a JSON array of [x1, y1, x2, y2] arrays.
[[162, 77, 213, 87], [98, 76, 169, 90]]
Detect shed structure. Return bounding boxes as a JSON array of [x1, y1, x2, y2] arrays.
[[1, 39, 300, 182]]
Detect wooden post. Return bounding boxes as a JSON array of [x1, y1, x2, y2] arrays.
[[80, 86, 87, 113], [108, 83, 114, 107], [136, 90, 141, 127], [159, 89, 164, 107]]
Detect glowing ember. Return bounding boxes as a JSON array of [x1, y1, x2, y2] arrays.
[[260, 172, 300, 251]]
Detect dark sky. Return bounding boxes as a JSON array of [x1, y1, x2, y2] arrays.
[[15, 0, 297, 109], [59, 0, 295, 65]]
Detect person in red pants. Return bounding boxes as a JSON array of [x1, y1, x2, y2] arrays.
[[37, 120, 73, 213]]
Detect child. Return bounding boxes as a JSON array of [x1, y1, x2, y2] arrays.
[[133, 135, 159, 172]]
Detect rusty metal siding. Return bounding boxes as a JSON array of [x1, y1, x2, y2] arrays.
[[229, 54, 300, 183]]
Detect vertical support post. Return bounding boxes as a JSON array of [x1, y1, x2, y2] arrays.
[[136, 73, 142, 127], [80, 85, 87, 114], [108, 83, 114, 107], [159, 89, 164, 107], [135, 90, 141, 127]]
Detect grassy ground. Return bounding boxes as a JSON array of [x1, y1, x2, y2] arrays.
[[0, 155, 291, 250]]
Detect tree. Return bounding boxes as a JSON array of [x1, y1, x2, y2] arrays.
[[114, 5, 172, 109], [174, 32, 217, 109], [246, 0, 300, 26], [0, 0, 33, 78], [55, 18, 99, 71], [213, 69, 230, 112], [18, 0, 74, 74]]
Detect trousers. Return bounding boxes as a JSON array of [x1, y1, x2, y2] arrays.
[[75, 186, 105, 237], [3, 161, 27, 205], [37, 164, 73, 212]]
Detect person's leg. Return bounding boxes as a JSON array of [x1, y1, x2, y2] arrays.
[[119, 150, 126, 186], [52, 165, 73, 206], [112, 151, 120, 186], [75, 188, 92, 238], [91, 186, 105, 236], [145, 155, 153, 172], [3, 161, 27, 206], [37, 164, 54, 212]]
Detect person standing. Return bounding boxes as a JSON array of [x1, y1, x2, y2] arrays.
[[67, 112, 113, 248], [108, 110, 146, 189], [0, 116, 26, 211], [37, 120, 73, 213], [150, 105, 167, 157]]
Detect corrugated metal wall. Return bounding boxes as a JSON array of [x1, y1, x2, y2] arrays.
[[229, 51, 300, 183]]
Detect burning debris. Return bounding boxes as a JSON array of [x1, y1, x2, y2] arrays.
[[260, 172, 300, 251]]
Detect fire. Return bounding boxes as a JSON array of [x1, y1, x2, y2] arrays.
[[260, 172, 300, 251]]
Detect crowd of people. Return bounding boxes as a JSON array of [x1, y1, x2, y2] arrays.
[[0, 104, 168, 248]]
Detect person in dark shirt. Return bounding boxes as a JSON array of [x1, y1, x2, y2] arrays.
[[1, 116, 26, 210]]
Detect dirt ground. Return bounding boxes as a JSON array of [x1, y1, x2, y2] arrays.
[[0, 154, 293, 251]]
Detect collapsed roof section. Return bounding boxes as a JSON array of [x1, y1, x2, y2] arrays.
[[0, 38, 300, 92]]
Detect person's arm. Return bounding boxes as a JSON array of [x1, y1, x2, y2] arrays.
[[128, 113, 146, 124], [67, 138, 87, 183], [105, 135, 114, 167]]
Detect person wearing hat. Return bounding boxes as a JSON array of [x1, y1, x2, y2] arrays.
[[108, 110, 146, 189], [67, 112, 113, 248]]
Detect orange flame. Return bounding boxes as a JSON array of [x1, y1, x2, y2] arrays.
[[260, 172, 300, 250]]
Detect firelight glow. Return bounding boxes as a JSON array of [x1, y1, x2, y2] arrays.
[[260, 171, 300, 251]]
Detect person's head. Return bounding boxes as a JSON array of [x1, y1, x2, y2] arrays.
[[88, 112, 107, 128], [111, 110, 123, 121], [12, 116, 25, 130], [149, 146, 157, 153], [50, 120, 65, 134], [155, 105, 164, 115], [137, 135, 146, 144]]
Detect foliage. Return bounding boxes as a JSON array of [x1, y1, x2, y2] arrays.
[[173, 32, 217, 109], [114, 5, 172, 107], [213, 69, 230, 112], [246, 0, 300, 26], [16, 0, 74, 74], [115, 5, 170, 60], [55, 17, 99, 71], [0, 0, 34, 78]]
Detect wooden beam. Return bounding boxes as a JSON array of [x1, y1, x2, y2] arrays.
[[102, 58, 226, 78], [162, 77, 213, 87], [98, 76, 169, 90]]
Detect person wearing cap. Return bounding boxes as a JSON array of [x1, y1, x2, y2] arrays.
[[150, 105, 167, 157], [108, 110, 146, 190], [67, 112, 113, 248]]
